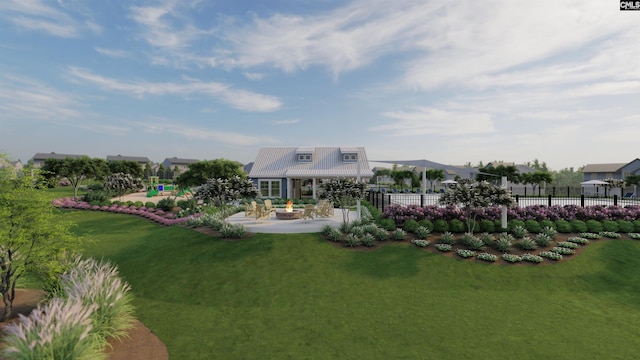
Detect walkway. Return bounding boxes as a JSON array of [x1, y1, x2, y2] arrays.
[[226, 209, 358, 234]]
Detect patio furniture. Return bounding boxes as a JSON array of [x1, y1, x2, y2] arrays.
[[254, 204, 269, 220], [245, 201, 257, 217], [316, 200, 334, 218], [263, 199, 277, 217], [302, 204, 316, 220]]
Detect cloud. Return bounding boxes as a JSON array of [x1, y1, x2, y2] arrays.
[[272, 119, 300, 125], [0, 0, 100, 37], [243, 72, 264, 81], [0, 73, 83, 121], [371, 107, 495, 136], [94, 47, 131, 59], [67, 67, 283, 112], [135, 121, 278, 146]]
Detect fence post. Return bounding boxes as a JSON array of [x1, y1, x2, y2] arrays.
[[580, 195, 584, 207], [567, 187, 570, 198], [515, 194, 519, 205], [614, 194, 618, 206], [420, 193, 424, 207], [548, 195, 552, 207], [524, 187, 527, 197]]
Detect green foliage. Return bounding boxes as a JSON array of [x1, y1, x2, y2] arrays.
[[634, 220, 640, 232], [557, 241, 579, 249], [551, 247, 576, 255], [449, 219, 466, 233], [344, 233, 359, 247], [502, 253, 522, 263], [518, 237, 538, 250], [391, 228, 407, 241], [463, 235, 485, 250], [326, 228, 343, 242], [41, 156, 109, 199], [439, 231, 455, 245], [144, 201, 156, 208], [495, 233, 513, 252], [540, 219, 555, 230], [414, 226, 432, 240], [82, 190, 112, 204], [601, 220, 619, 233], [456, 249, 476, 258], [193, 176, 259, 206], [540, 251, 563, 260], [435, 243, 452, 252], [599, 231, 621, 239], [567, 237, 590, 245], [410, 239, 429, 247], [479, 232, 495, 246], [319, 178, 367, 232], [570, 220, 588, 233], [107, 160, 143, 178], [507, 220, 525, 233], [510, 224, 528, 239], [402, 219, 419, 233], [103, 172, 143, 198], [534, 234, 552, 247], [175, 159, 246, 187], [586, 219, 604, 233], [521, 253, 544, 263], [524, 219, 542, 233], [541, 226, 557, 238], [479, 219, 495, 233], [616, 220, 635, 233], [219, 224, 246, 239], [156, 197, 176, 211], [477, 253, 498, 262], [554, 219, 572, 233], [361, 234, 377, 247], [379, 218, 396, 231], [0, 175, 82, 320], [434, 219, 449, 233]]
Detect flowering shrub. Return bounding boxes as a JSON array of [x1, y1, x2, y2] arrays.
[[435, 244, 452, 252], [456, 249, 475, 258], [521, 253, 544, 263], [361, 234, 377, 247], [551, 247, 576, 255], [439, 232, 455, 245], [52, 197, 197, 226], [391, 228, 407, 241], [599, 231, 621, 238], [502, 254, 522, 263], [577, 232, 600, 239], [477, 253, 498, 262], [414, 226, 432, 240], [557, 241, 579, 249], [540, 251, 562, 260], [411, 239, 430, 247], [629, 233, 640, 240], [567, 237, 590, 245]]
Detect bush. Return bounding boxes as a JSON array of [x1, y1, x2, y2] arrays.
[[600, 231, 621, 239], [567, 237, 589, 245], [634, 220, 640, 232], [417, 219, 434, 232], [541, 226, 557, 239], [521, 253, 544, 263], [510, 225, 528, 239], [178, 198, 198, 210], [479, 233, 495, 246], [219, 224, 246, 239], [586, 219, 604, 233], [392, 228, 407, 241], [507, 220, 526, 233], [540, 251, 562, 260], [410, 239, 429, 247], [434, 219, 449, 233], [456, 249, 475, 258], [524, 219, 542, 233], [477, 253, 498, 262], [570, 220, 588, 233], [449, 219, 465, 233], [554, 219, 572, 233], [435, 244, 452, 252], [616, 220, 635, 233], [518, 237, 538, 250], [156, 198, 176, 212], [145, 201, 156, 208], [601, 220, 619, 233], [414, 226, 432, 240], [403, 219, 419, 233], [551, 247, 576, 255], [534, 234, 552, 247], [495, 233, 513, 252], [479, 219, 495, 233], [462, 234, 484, 250], [439, 232, 455, 245], [379, 218, 396, 231], [344, 233, 359, 247], [326, 228, 343, 242], [540, 219, 555, 230], [82, 190, 111, 204], [361, 234, 377, 247], [502, 254, 522, 263], [557, 241, 578, 249]]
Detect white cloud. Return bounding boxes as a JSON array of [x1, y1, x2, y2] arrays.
[[272, 119, 300, 125], [67, 67, 282, 112], [243, 72, 264, 81], [371, 107, 495, 136], [135, 121, 278, 146], [0, 0, 100, 37], [94, 47, 131, 59]]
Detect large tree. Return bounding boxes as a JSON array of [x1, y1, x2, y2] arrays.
[[520, 171, 553, 195], [41, 156, 109, 199], [390, 169, 416, 191], [425, 169, 446, 191], [476, 164, 521, 185], [176, 159, 245, 188], [319, 178, 367, 232], [107, 160, 143, 178], [193, 175, 258, 207], [0, 174, 81, 320], [439, 179, 514, 233]]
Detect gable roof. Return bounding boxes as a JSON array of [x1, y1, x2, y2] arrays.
[[249, 147, 374, 178], [107, 155, 151, 163], [163, 157, 199, 166], [582, 163, 627, 173]]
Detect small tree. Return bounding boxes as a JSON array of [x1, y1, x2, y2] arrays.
[[439, 179, 514, 233], [41, 156, 109, 199], [0, 174, 82, 320], [521, 171, 553, 195], [103, 172, 144, 200], [193, 175, 258, 208], [176, 159, 245, 188], [318, 178, 367, 232], [426, 169, 445, 191]]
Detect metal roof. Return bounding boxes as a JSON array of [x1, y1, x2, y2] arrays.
[[106, 155, 151, 163], [249, 147, 374, 178], [582, 163, 626, 173]]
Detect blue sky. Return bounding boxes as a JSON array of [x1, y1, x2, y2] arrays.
[[1, 0, 639, 171]]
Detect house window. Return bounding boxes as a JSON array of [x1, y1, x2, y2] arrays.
[[297, 154, 312, 162], [259, 180, 281, 197], [343, 153, 357, 162]]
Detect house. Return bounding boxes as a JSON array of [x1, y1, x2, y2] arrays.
[[30, 152, 87, 168], [582, 159, 640, 197], [248, 146, 374, 199], [106, 155, 152, 167], [161, 157, 199, 175]]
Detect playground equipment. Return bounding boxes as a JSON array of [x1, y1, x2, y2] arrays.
[[146, 176, 190, 197]]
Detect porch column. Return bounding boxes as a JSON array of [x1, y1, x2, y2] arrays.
[[312, 178, 317, 199], [287, 178, 292, 199]]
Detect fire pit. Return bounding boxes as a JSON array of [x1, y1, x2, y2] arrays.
[[275, 200, 302, 220]]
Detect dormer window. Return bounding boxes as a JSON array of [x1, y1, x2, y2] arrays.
[[343, 153, 357, 162], [298, 153, 312, 162]]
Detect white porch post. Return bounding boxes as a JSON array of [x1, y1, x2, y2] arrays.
[[312, 178, 317, 199], [501, 176, 508, 229]]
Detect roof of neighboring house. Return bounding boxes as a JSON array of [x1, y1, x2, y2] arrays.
[[249, 147, 374, 178], [582, 163, 627, 173], [107, 155, 151, 163], [163, 157, 199, 165], [31, 152, 86, 161]]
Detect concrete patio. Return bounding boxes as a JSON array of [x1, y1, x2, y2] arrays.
[[226, 208, 358, 234]]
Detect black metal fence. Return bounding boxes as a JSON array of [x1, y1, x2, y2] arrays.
[[367, 190, 640, 212]]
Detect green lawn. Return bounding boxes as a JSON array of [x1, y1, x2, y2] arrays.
[[59, 210, 640, 359]]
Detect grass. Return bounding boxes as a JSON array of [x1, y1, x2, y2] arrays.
[[54, 210, 640, 359]]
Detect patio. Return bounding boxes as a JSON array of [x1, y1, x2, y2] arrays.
[[226, 209, 358, 234]]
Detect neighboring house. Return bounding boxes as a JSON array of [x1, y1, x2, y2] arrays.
[[106, 155, 152, 167], [248, 146, 374, 199], [30, 152, 87, 168], [162, 157, 199, 173], [582, 159, 640, 196]]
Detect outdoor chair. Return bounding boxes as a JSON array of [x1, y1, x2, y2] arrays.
[[316, 201, 334, 217], [254, 204, 269, 221], [263, 199, 277, 217], [245, 201, 257, 217], [302, 204, 316, 220]]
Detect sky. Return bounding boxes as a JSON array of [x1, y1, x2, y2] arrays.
[[1, 0, 639, 171]]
